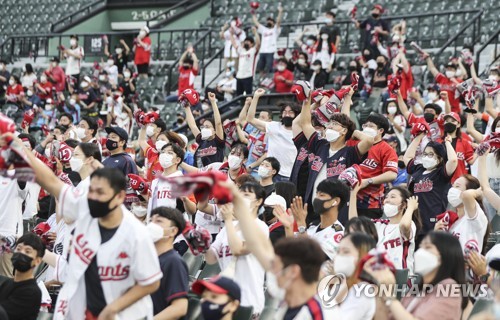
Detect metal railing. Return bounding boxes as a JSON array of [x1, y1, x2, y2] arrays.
[[476, 27, 500, 71], [200, 46, 224, 89], [146, 0, 209, 29], [51, 0, 107, 33]]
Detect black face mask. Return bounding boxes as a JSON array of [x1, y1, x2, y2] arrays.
[[281, 116, 293, 127], [243, 43, 250, 50], [372, 13, 380, 19], [11, 252, 34, 272], [444, 122, 457, 134], [201, 300, 230, 320], [377, 62, 384, 69], [349, 66, 357, 72], [266, 22, 274, 28], [106, 139, 119, 151], [312, 197, 334, 215], [398, 160, 406, 169], [423, 113, 435, 124], [177, 118, 184, 124], [263, 207, 275, 224], [88, 193, 119, 218], [182, 65, 190, 70]]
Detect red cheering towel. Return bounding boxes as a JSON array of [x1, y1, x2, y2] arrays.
[[436, 210, 459, 230], [182, 221, 212, 256]]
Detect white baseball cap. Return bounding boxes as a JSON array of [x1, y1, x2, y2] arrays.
[[177, 133, 188, 147], [264, 193, 287, 210]]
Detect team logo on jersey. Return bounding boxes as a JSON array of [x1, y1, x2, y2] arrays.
[[98, 263, 131, 281], [414, 178, 433, 193], [361, 158, 379, 169], [198, 146, 217, 157], [311, 156, 324, 172], [456, 152, 465, 161], [57, 299, 68, 315], [118, 252, 129, 259], [333, 233, 343, 243], [326, 162, 346, 177], [297, 148, 308, 161], [74, 234, 95, 265]]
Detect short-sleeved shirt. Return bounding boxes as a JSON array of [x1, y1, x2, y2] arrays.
[[151, 250, 189, 317], [371, 68, 391, 88], [407, 160, 453, 233], [321, 25, 340, 46], [177, 66, 198, 95], [307, 222, 344, 260], [65, 46, 84, 76], [77, 87, 99, 112], [49, 66, 66, 92], [113, 53, 129, 75], [374, 219, 416, 273], [244, 123, 267, 169], [0, 278, 41, 320], [236, 47, 257, 79], [102, 152, 138, 176], [134, 36, 152, 65], [434, 73, 462, 113], [265, 121, 297, 178], [290, 132, 310, 199], [274, 69, 294, 93], [305, 132, 364, 203], [258, 25, 281, 54], [195, 134, 225, 166], [356, 141, 398, 210], [223, 29, 246, 58], [450, 136, 475, 183], [359, 17, 390, 49], [450, 202, 488, 254]]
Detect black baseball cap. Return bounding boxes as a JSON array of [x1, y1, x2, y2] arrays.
[[105, 126, 129, 142], [192, 276, 241, 301], [50, 56, 60, 63]]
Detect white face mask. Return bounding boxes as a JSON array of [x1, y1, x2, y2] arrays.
[[414, 248, 439, 276], [51, 62, 57, 68], [45, 105, 53, 111], [124, 72, 131, 79], [333, 254, 357, 277], [8, 79, 14, 86], [81, 81, 89, 88], [225, 71, 232, 77], [228, 155, 242, 169], [75, 127, 86, 139], [363, 127, 378, 138], [131, 203, 147, 218], [421, 156, 438, 169], [99, 75, 106, 81], [445, 70, 455, 78], [324, 17, 333, 24], [324, 129, 340, 142], [69, 157, 84, 172], [447, 187, 463, 207], [311, 65, 320, 71], [383, 203, 400, 218], [159, 153, 174, 169], [155, 140, 167, 151], [387, 106, 397, 115], [146, 126, 155, 137], [258, 166, 270, 178], [489, 75, 498, 82], [107, 60, 114, 66], [298, 58, 306, 65], [427, 92, 437, 101], [306, 39, 315, 46], [70, 39, 77, 46], [200, 128, 212, 140], [69, 98, 76, 105], [146, 222, 165, 242], [27, 90, 33, 97], [139, 30, 146, 38], [6, 169, 15, 176], [266, 271, 287, 300], [277, 65, 286, 72], [321, 34, 329, 40], [40, 75, 47, 83], [115, 48, 123, 55]]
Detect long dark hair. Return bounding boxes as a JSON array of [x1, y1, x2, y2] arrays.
[[491, 116, 500, 165], [274, 181, 297, 209], [315, 33, 333, 54], [344, 217, 379, 243], [424, 231, 468, 309], [387, 186, 422, 234]]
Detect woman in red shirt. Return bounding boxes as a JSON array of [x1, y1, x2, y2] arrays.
[[134, 26, 152, 78], [6, 75, 23, 105]]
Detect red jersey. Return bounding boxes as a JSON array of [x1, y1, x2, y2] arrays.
[[49, 66, 66, 92], [399, 67, 414, 100], [435, 73, 462, 113], [144, 146, 163, 182], [177, 66, 198, 95], [356, 140, 398, 209], [134, 36, 151, 65], [450, 136, 475, 183], [38, 82, 53, 100], [273, 69, 294, 93], [6, 84, 23, 103]]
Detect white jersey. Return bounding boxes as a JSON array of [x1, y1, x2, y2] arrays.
[[42, 214, 67, 282], [306, 221, 344, 260], [210, 218, 268, 313], [450, 202, 488, 254], [265, 121, 297, 178], [330, 283, 376, 319], [223, 29, 246, 58], [374, 219, 416, 274], [194, 203, 223, 235], [236, 47, 257, 80], [22, 181, 41, 220], [274, 296, 337, 319], [54, 184, 162, 320], [65, 46, 84, 76], [0, 176, 27, 239], [147, 170, 183, 220], [257, 25, 280, 54]]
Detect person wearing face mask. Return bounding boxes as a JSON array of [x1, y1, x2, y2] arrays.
[[5, 75, 23, 106], [354, 4, 390, 55], [311, 31, 337, 73], [354, 114, 399, 219], [350, 185, 421, 272], [165, 48, 200, 104], [366, 231, 467, 320], [299, 92, 373, 223], [404, 133, 458, 241], [103, 56, 119, 86], [384, 99, 408, 152], [232, 28, 261, 96], [247, 89, 299, 181], [252, 4, 283, 75], [45, 56, 66, 93], [274, 57, 294, 93], [34, 73, 53, 103], [21, 85, 42, 112], [320, 232, 376, 319], [146, 143, 185, 219], [371, 55, 392, 91], [436, 175, 488, 254], [258, 157, 280, 196], [104, 39, 130, 76], [62, 35, 84, 85], [62, 94, 81, 124], [69, 143, 103, 194], [21, 63, 37, 88], [423, 50, 463, 114], [192, 276, 241, 320], [77, 76, 99, 117], [134, 26, 152, 78], [441, 112, 475, 183], [261, 193, 288, 244], [293, 52, 312, 80], [205, 182, 269, 317], [18, 148, 162, 320], [320, 11, 341, 50], [294, 29, 317, 63], [118, 68, 136, 102], [185, 92, 225, 166], [308, 59, 328, 89], [147, 207, 189, 319], [215, 68, 237, 101], [425, 83, 443, 105], [220, 17, 246, 70], [342, 60, 365, 99], [0, 233, 44, 320]]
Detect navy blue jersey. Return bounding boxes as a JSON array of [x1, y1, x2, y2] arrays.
[[195, 134, 225, 166], [290, 132, 310, 199]]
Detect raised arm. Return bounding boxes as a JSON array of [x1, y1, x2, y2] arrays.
[[444, 136, 458, 176], [478, 152, 500, 210], [276, 4, 284, 28], [485, 96, 499, 118], [252, 14, 261, 29], [403, 133, 425, 166], [294, 28, 307, 46], [341, 87, 355, 116], [441, 91, 451, 114], [120, 39, 131, 56], [191, 52, 199, 72], [352, 129, 375, 155], [399, 196, 417, 240], [299, 96, 316, 140], [184, 106, 201, 137], [466, 112, 484, 142], [207, 92, 224, 140], [220, 204, 249, 256], [235, 121, 249, 145], [396, 90, 411, 120], [424, 54, 439, 77], [348, 184, 362, 221], [253, 26, 261, 52], [470, 62, 482, 85], [238, 97, 252, 126], [246, 88, 267, 132], [461, 189, 482, 219]]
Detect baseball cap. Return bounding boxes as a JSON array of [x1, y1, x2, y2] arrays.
[[426, 83, 440, 91], [373, 4, 384, 12], [444, 112, 461, 124], [105, 126, 129, 142], [192, 276, 241, 301], [384, 135, 398, 143], [264, 193, 287, 210], [83, 76, 92, 84], [177, 133, 188, 147], [446, 62, 458, 69]]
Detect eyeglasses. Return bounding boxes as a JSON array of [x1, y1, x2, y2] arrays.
[[422, 153, 436, 158], [326, 121, 345, 129], [362, 123, 377, 129]]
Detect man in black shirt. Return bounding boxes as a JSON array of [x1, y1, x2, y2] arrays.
[[355, 4, 390, 55], [0, 233, 45, 320], [258, 157, 280, 196], [320, 11, 341, 50]]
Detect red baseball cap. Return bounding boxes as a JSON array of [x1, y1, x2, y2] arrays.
[[192, 276, 241, 300], [444, 112, 461, 124], [373, 4, 384, 12]]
